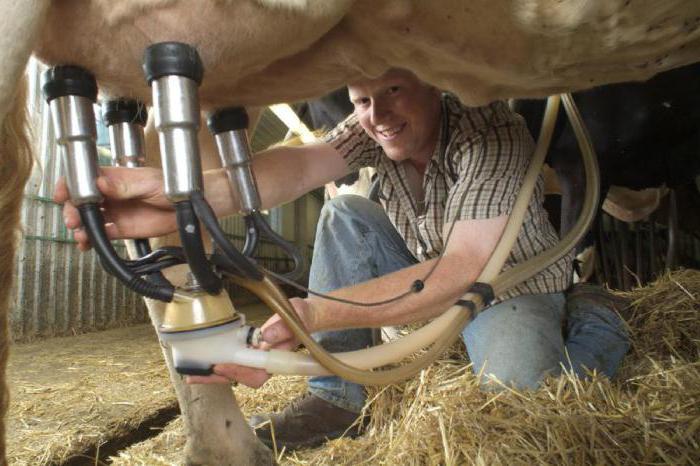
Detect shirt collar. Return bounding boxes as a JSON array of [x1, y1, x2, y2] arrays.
[[426, 94, 453, 174]]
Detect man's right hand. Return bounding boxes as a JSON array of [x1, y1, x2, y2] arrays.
[[54, 167, 178, 251]]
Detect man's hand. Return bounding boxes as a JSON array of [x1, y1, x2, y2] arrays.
[[54, 167, 177, 251], [186, 298, 314, 388]]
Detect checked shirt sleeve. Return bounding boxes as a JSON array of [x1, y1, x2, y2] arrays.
[[444, 118, 536, 224], [322, 113, 382, 170]]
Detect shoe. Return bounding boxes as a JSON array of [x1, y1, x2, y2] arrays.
[[248, 393, 365, 450]]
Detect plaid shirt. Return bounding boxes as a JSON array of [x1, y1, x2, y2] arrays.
[[323, 94, 573, 301]]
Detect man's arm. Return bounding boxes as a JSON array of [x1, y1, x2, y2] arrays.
[[191, 213, 509, 387], [204, 142, 350, 217], [304, 214, 509, 333], [57, 142, 350, 248]]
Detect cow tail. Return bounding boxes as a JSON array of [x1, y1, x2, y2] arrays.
[[0, 74, 33, 461]]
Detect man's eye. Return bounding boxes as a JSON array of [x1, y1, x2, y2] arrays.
[[387, 86, 400, 95]]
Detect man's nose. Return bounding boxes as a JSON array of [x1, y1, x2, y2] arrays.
[[369, 100, 389, 125]]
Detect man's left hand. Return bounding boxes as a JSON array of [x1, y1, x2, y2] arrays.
[[185, 297, 314, 388]]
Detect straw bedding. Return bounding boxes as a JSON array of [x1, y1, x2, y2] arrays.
[[110, 269, 699, 465], [6, 302, 274, 465], [7, 325, 176, 465], [11, 269, 697, 464]]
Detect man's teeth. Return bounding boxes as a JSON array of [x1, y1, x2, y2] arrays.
[[378, 125, 403, 137]]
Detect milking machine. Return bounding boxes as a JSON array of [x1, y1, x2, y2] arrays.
[[42, 65, 175, 302], [101, 98, 168, 286], [206, 106, 304, 278], [42, 42, 601, 384]]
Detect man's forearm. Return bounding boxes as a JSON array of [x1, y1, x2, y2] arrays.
[[202, 144, 348, 218], [307, 254, 480, 333], [203, 168, 241, 217], [201, 161, 323, 217]]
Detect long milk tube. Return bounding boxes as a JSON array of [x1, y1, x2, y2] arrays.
[[495, 94, 600, 294], [101, 99, 169, 287], [227, 93, 600, 382], [144, 42, 222, 294], [165, 94, 599, 382], [206, 107, 305, 280], [241, 215, 259, 257], [41, 66, 174, 302], [190, 192, 263, 280], [174, 200, 223, 294]]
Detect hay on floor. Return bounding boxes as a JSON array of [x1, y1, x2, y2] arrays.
[[7, 325, 176, 465], [112, 376, 309, 466], [113, 269, 699, 465]]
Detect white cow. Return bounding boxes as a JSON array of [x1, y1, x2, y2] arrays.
[[2, 1, 700, 464]]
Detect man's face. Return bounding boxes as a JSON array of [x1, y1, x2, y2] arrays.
[[348, 69, 441, 163]]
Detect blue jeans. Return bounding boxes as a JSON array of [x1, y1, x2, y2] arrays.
[[307, 195, 630, 413]]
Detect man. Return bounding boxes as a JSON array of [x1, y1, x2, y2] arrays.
[[56, 69, 630, 450]]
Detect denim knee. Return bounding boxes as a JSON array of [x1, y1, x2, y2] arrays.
[[318, 194, 384, 230], [462, 294, 567, 390], [564, 299, 630, 379]]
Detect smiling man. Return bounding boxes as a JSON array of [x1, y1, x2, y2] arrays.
[[350, 69, 442, 165], [223, 69, 628, 449], [57, 68, 630, 451]]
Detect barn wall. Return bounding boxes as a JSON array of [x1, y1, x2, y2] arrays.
[[10, 60, 148, 342]]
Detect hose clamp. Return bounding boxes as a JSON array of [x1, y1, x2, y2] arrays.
[[455, 282, 495, 312], [468, 282, 495, 306]]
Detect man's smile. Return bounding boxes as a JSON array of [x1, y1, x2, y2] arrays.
[[375, 123, 406, 141]]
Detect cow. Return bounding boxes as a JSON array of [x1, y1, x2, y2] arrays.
[[513, 61, 700, 286], [2, 1, 700, 464]]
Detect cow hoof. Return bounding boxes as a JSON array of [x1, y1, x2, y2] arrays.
[[185, 442, 274, 466]]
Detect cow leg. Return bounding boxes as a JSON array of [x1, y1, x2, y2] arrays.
[[140, 263, 273, 466], [549, 148, 599, 252], [133, 121, 273, 465], [0, 1, 50, 461], [666, 189, 678, 271], [635, 221, 644, 284], [596, 215, 612, 286], [0, 79, 34, 466], [555, 164, 583, 239]]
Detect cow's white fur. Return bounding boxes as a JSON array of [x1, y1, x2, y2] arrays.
[[29, 0, 700, 107], [0, 1, 49, 126], [2, 0, 700, 464]]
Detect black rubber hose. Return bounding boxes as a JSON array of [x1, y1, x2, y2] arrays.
[[132, 258, 183, 275], [132, 239, 171, 286], [190, 192, 263, 281], [78, 204, 175, 302], [241, 214, 259, 257], [175, 200, 223, 294], [134, 239, 152, 257], [209, 251, 246, 276], [124, 246, 187, 267], [251, 211, 306, 281]]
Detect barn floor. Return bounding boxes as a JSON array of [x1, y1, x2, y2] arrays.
[[110, 270, 700, 466], [7, 302, 272, 465], [8, 272, 699, 465]]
